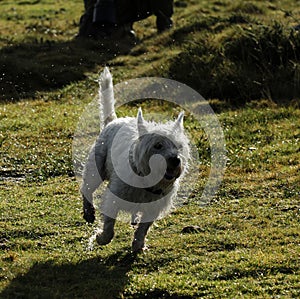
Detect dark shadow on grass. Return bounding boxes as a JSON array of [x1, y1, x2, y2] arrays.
[[169, 21, 300, 105], [0, 37, 135, 102], [129, 290, 194, 299], [0, 250, 137, 299]]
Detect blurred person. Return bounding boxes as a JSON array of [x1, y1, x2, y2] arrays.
[[77, 0, 174, 39]]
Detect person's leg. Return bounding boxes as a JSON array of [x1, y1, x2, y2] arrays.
[[152, 0, 174, 32], [78, 0, 97, 37], [91, 0, 117, 37], [114, 0, 141, 39]]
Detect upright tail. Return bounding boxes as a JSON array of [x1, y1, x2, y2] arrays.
[[98, 67, 117, 128]]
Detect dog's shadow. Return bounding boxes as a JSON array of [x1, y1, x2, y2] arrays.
[[1, 250, 137, 298]]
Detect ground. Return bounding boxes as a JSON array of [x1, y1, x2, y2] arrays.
[[0, 0, 300, 298]]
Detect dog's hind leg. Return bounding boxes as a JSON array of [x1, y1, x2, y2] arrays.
[[96, 215, 116, 245], [81, 145, 106, 223], [82, 193, 96, 224], [132, 221, 153, 252]]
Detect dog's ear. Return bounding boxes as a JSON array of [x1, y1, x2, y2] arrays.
[[137, 108, 148, 136], [174, 111, 184, 132]]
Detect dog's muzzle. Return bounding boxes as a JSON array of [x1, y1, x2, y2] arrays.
[[164, 156, 182, 181]]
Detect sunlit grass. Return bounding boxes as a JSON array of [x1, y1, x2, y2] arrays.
[[1, 97, 299, 297], [1, 0, 300, 298]]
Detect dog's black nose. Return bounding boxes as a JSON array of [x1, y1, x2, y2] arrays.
[[168, 156, 181, 168]]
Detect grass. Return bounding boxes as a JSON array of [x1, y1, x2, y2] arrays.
[[1, 0, 300, 298], [170, 22, 300, 103]]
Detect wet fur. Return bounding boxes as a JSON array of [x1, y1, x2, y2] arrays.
[[81, 67, 190, 251]]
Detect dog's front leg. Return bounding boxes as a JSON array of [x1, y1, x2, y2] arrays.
[[132, 221, 153, 252], [96, 215, 116, 246]]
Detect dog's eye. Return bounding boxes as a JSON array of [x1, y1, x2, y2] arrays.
[[154, 142, 163, 150]]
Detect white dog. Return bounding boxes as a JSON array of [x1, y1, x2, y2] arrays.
[[81, 67, 190, 252]]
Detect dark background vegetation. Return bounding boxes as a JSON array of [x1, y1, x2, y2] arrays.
[[1, 0, 300, 104]]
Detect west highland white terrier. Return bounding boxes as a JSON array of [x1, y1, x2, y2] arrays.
[[81, 67, 190, 252]]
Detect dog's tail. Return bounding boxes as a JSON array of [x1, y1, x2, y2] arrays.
[[98, 67, 117, 128]]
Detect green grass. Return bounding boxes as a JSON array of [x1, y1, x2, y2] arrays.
[[1, 0, 300, 298]]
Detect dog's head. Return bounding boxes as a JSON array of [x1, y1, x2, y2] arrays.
[[133, 108, 189, 184]]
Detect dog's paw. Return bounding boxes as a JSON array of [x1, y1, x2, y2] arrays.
[[83, 207, 95, 223], [83, 198, 95, 223], [96, 232, 114, 246], [131, 240, 147, 253]]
